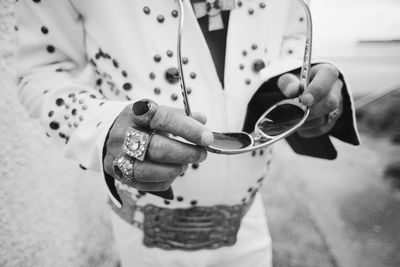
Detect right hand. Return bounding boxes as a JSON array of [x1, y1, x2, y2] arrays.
[[103, 103, 214, 192]]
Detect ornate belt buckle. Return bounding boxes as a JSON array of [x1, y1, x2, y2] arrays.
[[142, 204, 245, 250]]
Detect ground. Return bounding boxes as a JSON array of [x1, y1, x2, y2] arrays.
[[1, 1, 400, 266]]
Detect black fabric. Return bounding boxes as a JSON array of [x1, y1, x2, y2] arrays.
[[197, 11, 230, 88], [242, 74, 337, 159], [242, 68, 359, 160]]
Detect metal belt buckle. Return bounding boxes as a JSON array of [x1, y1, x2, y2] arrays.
[[142, 204, 245, 250]]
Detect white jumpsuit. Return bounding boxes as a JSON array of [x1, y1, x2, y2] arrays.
[[16, 0, 359, 266]]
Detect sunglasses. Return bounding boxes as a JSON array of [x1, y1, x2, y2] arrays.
[[176, 0, 313, 155]]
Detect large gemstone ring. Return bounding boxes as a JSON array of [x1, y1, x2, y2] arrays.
[[122, 127, 155, 161], [112, 154, 136, 183]]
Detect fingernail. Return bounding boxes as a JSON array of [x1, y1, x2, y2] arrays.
[[286, 82, 299, 97], [301, 93, 314, 106], [201, 131, 214, 146], [199, 149, 207, 162], [132, 99, 150, 116]]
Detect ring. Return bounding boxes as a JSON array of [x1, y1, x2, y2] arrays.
[[327, 108, 340, 124], [131, 99, 158, 128], [113, 154, 136, 183], [122, 127, 155, 161]]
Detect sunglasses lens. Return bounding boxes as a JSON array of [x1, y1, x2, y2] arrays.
[[211, 132, 253, 150], [257, 104, 305, 137]]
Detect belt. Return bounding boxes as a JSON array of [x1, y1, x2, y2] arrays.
[[109, 188, 255, 251]]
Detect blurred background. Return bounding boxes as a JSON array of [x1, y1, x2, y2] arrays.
[[0, 0, 399, 266]]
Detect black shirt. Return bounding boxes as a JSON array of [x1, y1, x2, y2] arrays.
[[197, 11, 230, 88]]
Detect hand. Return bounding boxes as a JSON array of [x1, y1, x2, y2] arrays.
[[103, 102, 214, 192], [277, 64, 344, 138]]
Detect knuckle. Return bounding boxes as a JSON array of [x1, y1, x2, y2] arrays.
[[157, 182, 171, 192], [191, 148, 205, 163], [148, 135, 165, 160], [132, 161, 143, 181], [310, 84, 324, 97], [133, 181, 146, 191], [169, 165, 185, 178], [336, 79, 344, 89], [151, 108, 172, 130], [324, 64, 339, 78], [326, 96, 339, 110]]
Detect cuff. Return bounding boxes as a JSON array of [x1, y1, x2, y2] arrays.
[[97, 101, 131, 208]]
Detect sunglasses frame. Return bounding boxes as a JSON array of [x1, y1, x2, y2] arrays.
[[176, 0, 313, 155]]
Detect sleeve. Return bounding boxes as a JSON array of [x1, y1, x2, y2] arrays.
[[243, 0, 360, 159], [15, 1, 129, 173]]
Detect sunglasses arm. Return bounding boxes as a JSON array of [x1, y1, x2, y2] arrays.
[[177, 0, 193, 117], [297, 0, 313, 95]]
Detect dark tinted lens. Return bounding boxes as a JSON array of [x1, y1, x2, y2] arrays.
[[257, 104, 305, 137], [211, 132, 252, 150]]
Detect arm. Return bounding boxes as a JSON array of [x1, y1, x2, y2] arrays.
[[16, 1, 213, 207], [16, 1, 129, 172], [243, 0, 359, 159]]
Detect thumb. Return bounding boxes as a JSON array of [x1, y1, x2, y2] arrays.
[[277, 73, 300, 98]]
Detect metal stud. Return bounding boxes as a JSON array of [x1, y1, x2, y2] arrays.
[[123, 82, 132, 90], [154, 87, 161, 95], [143, 6, 150, 15], [55, 98, 64, 106], [170, 93, 178, 101], [171, 10, 178, 18], [165, 68, 180, 84], [49, 121, 59, 130], [157, 15, 165, 23], [252, 59, 266, 73], [154, 55, 161, 62]]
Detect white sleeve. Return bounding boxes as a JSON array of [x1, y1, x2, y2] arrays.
[[15, 0, 129, 172]]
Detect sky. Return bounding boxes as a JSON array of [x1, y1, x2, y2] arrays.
[[310, 0, 400, 55]]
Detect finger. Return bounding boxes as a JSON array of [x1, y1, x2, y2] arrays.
[[300, 116, 327, 130], [104, 152, 119, 177], [301, 64, 339, 106], [150, 106, 214, 146], [192, 112, 207, 125], [128, 180, 173, 192], [307, 79, 343, 120], [134, 160, 187, 183], [147, 134, 207, 164], [298, 120, 335, 138], [167, 107, 207, 125], [277, 73, 300, 98]]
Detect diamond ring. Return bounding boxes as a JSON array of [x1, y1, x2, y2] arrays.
[[122, 127, 155, 161]]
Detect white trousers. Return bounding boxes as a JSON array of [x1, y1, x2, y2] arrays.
[[110, 194, 272, 267]]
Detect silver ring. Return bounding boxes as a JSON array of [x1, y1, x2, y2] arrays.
[[131, 99, 158, 128], [122, 127, 155, 161], [112, 154, 136, 183], [327, 108, 340, 124]]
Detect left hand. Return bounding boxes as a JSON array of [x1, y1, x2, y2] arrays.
[[277, 64, 343, 138]]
